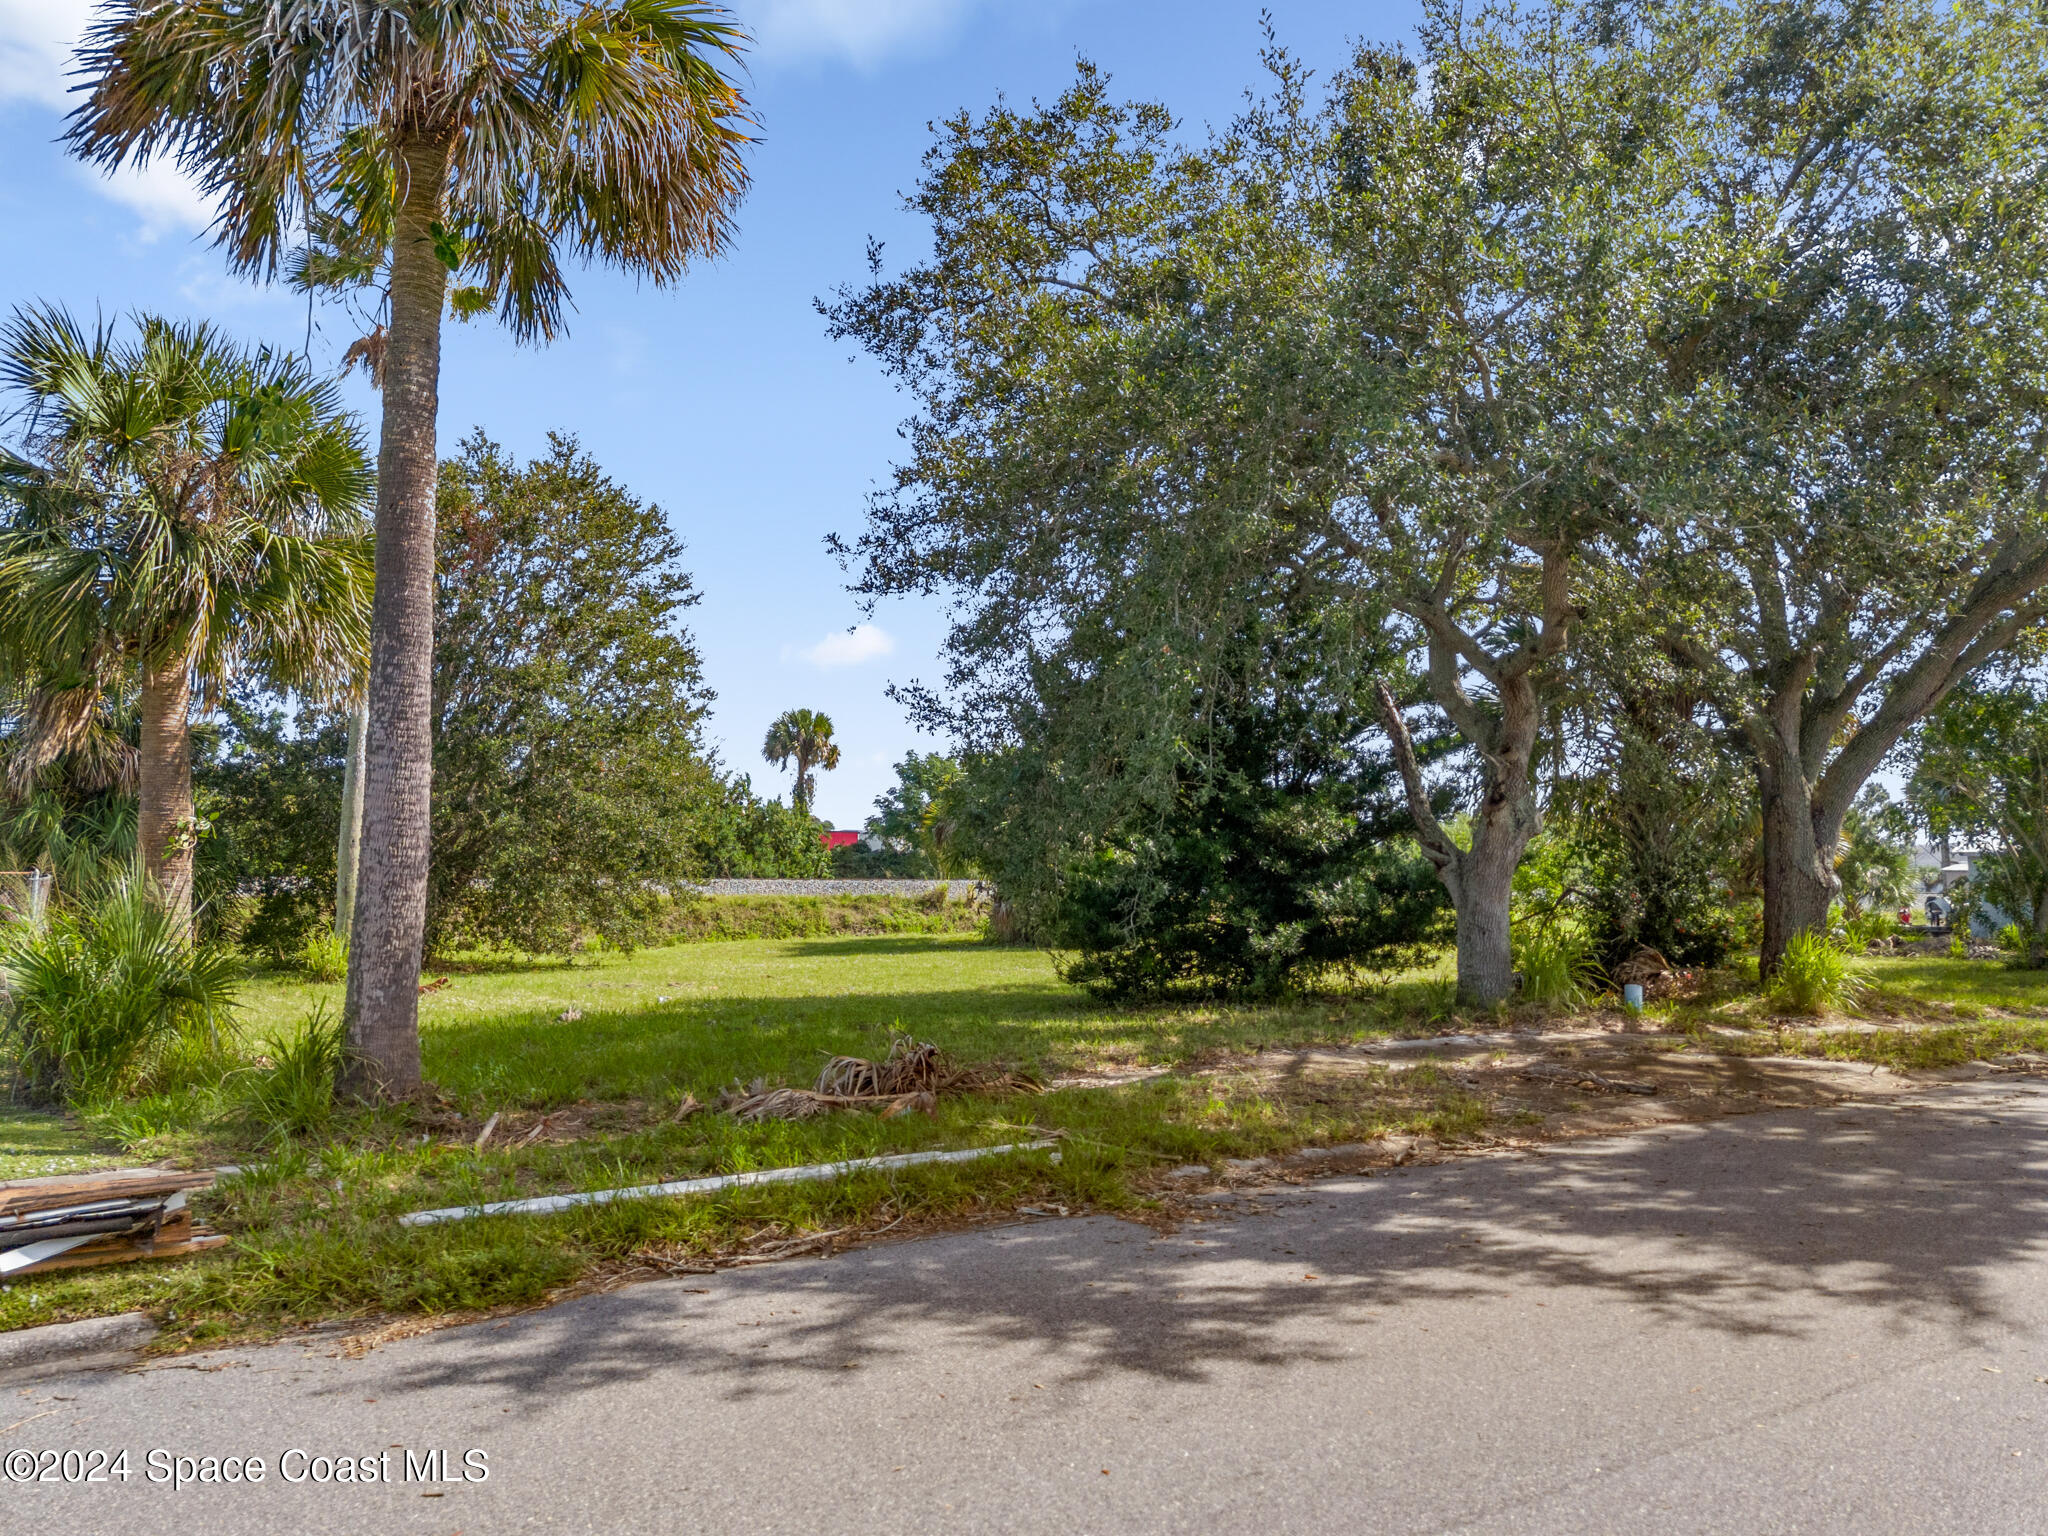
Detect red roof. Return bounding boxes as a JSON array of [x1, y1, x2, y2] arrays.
[[822, 830, 861, 849]]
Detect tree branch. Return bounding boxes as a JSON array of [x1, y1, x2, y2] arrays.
[[1374, 680, 1459, 875]]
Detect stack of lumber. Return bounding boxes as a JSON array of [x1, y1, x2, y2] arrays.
[[0, 1168, 224, 1277]]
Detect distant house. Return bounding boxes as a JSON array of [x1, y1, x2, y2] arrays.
[[1916, 839, 2018, 937], [821, 830, 861, 851]]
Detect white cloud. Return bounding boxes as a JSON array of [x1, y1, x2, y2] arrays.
[[746, 0, 989, 69], [88, 157, 216, 241], [789, 623, 896, 668], [0, 0, 91, 109], [0, 3, 216, 239]]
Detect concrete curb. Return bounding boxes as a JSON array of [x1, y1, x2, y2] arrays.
[[0, 1312, 157, 1387]]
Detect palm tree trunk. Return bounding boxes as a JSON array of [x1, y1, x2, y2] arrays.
[[137, 648, 195, 938], [334, 692, 367, 943], [341, 132, 452, 1101]]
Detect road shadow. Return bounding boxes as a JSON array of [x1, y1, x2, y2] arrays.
[[369, 1086, 2048, 1412]]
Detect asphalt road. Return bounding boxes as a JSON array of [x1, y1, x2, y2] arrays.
[[6, 1079, 2047, 1535]]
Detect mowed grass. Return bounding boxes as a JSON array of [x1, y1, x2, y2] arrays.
[[234, 934, 1461, 1113], [1866, 954, 2048, 1015], [1, 935, 1475, 1345], [8, 937, 2043, 1347]]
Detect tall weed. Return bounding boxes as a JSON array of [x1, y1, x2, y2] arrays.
[[1766, 931, 1863, 1016], [1843, 909, 1903, 949], [1514, 923, 1604, 1008], [235, 1004, 345, 1143], [298, 930, 349, 983]]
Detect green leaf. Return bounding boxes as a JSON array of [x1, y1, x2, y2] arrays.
[[430, 221, 466, 272]]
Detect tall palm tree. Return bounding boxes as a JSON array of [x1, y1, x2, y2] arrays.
[[0, 305, 374, 936], [763, 708, 840, 813], [65, 1, 754, 1098]]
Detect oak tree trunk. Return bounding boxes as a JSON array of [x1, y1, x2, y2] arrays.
[[1375, 671, 1547, 1009], [1755, 746, 1839, 978], [1449, 829, 1520, 1006], [340, 134, 452, 1101], [137, 649, 195, 939]]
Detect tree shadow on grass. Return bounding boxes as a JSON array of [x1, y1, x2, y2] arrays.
[[369, 1087, 2048, 1409], [778, 935, 1001, 959], [420, 953, 586, 976]]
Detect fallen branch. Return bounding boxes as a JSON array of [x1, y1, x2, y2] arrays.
[[1516, 1063, 1658, 1095]]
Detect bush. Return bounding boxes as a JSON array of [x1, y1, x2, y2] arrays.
[[1047, 617, 1452, 1000], [1514, 923, 1604, 1008], [298, 930, 349, 982], [1766, 931, 1863, 1016], [1996, 921, 2027, 955], [1545, 683, 1752, 974], [0, 878, 243, 1102]]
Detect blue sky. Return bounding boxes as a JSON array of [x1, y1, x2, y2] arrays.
[[0, 0, 1421, 830]]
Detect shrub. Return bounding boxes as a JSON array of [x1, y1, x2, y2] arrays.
[[0, 878, 243, 1102], [1997, 921, 2027, 955], [1766, 931, 1863, 1016], [298, 930, 349, 982], [1514, 923, 1604, 1008]]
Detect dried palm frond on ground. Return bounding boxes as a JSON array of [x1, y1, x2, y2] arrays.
[[719, 1038, 1037, 1122], [1611, 947, 1674, 987], [818, 1036, 1037, 1098], [721, 1084, 937, 1123]]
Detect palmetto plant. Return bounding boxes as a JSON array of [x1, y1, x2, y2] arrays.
[[0, 306, 373, 936], [65, 0, 754, 1098], [0, 872, 243, 1104], [763, 709, 840, 813]]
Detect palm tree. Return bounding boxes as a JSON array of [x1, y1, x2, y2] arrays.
[[763, 709, 841, 813], [0, 306, 373, 937], [65, 1, 754, 1098]]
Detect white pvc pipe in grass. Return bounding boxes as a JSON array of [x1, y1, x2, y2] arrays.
[[398, 1140, 1064, 1227]]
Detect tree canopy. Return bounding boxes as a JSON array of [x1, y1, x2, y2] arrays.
[[827, 0, 2048, 995], [427, 431, 717, 954]]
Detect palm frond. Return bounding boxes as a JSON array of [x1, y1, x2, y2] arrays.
[[67, 1, 756, 343], [0, 305, 373, 764]]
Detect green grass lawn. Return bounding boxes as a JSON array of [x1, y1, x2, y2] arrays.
[[5, 936, 2045, 1348], [0, 936, 1475, 1345], [1867, 953, 2048, 1014], [0, 1105, 119, 1181], [234, 934, 1458, 1113]]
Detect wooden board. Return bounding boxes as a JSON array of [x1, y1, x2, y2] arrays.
[[0, 1168, 214, 1219], [8, 1229, 225, 1276], [56, 1210, 196, 1251]]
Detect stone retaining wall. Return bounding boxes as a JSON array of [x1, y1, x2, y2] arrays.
[[683, 879, 987, 902]]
